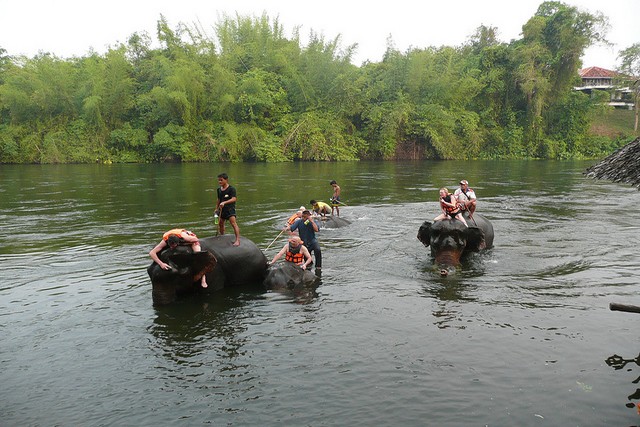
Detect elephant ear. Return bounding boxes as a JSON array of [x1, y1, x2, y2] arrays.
[[465, 227, 486, 252], [417, 221, 433, 247], [169, 251, 217, 275]]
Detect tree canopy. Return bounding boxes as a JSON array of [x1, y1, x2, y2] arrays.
[[0, 2, 630, 164]]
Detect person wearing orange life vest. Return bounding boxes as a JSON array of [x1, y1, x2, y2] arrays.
[[286, 206, 306, 236], [269, 235, 312, 269], [287, 206, 306, 225], [433, 188, 468, 227], [149, 228, 209, 288]]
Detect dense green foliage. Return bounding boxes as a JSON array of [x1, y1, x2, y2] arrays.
[[0, 3, 629, 163], [617, 43, 640, 132]]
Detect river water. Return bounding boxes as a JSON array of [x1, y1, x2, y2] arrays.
[[1, 160, 639, 426]]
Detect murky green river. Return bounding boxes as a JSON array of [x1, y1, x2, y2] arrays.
[[1, 160, 639, 426]]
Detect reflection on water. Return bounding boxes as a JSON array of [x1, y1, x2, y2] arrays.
[[150, 290, 251, 363], [606, 352, 640, 414], [2, 161, 640, 426]]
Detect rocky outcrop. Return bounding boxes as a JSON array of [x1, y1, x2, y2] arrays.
[[585, 138, 640, 189]]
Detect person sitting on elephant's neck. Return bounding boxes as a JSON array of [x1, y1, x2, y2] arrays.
[[269, 236, 312, 270], [310, 200, 331, 218], [433, 188, 468, 227], [454, 179, 476, 217], [149, 229, 208, 288], [286, 210, 322, 272]]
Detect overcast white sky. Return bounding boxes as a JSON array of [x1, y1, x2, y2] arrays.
[[1, 0, 638, 70]]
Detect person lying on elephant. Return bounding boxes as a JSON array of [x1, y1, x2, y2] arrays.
[[149, 229, 208, 288], [269, 236, 313, 270], [433, 188, 468, 227]]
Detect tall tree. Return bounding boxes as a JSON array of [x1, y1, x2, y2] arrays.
[[617, 43, 640, 132], [515, 1, 609, 155]]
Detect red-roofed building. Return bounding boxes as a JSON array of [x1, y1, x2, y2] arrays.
[[576, 66, 634, 109]]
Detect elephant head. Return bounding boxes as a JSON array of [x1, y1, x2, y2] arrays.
[[148, 246, 217, 305], [264, 262, 320, 292], [417, 219, 486, 267]]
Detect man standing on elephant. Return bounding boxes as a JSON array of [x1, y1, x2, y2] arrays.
[[330, 180, 341, 216], [454, 179, 477, 217], [216, 173, 241, 246], [286, 209, 322, 272]]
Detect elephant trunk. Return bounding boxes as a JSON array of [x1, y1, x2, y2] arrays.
[[434, 249, 462, 266], [152, 280, 177, 305]]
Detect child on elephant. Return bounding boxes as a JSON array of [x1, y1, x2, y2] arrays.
[[433, 188, 468, 227], [149, 229, 208, 288]]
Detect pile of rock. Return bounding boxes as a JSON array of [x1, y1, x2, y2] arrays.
[[585, 137, 640, 189]]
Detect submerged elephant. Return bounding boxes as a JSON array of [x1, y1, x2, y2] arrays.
[[417, 212, 494, 270], [148, 235, 268, 305], [263, 261, 321, 292], [319, 216, 351, 229]]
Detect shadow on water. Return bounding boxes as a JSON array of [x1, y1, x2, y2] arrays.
[[264, 286, 320, 305], [149, 279, 322, 362], [148, 285, 262, 362], [417, 249, 490, 301], [416, 253, 491, 329]]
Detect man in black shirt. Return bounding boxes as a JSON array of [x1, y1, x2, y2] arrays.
[[216, 172, 241, 246]]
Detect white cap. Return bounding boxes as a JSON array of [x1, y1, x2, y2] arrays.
[[299, 206, 306, 211]]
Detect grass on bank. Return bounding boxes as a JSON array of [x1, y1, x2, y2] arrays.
[[590, 108, 639, 139]]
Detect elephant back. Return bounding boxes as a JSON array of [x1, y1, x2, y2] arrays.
[[464, 212, 494, 249], [201, 235, 268, 286], [320, 216, 352, 229]]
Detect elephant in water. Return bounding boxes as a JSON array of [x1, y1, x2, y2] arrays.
[[148, 235, 268, 305], [319, 216, 351, 229], [263, 261, 321, 292], [417, 212, 494, 273]]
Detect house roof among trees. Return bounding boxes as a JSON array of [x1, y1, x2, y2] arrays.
[[579, 66, 619, 78], [585, 138, 640, 189]]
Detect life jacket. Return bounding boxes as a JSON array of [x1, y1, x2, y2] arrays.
[[285, 244, 305, 265], [163, 229, 186, 241], [287, 212, 301, 225], [163, 229, 197, 242], [440, 195, 460, 215]]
